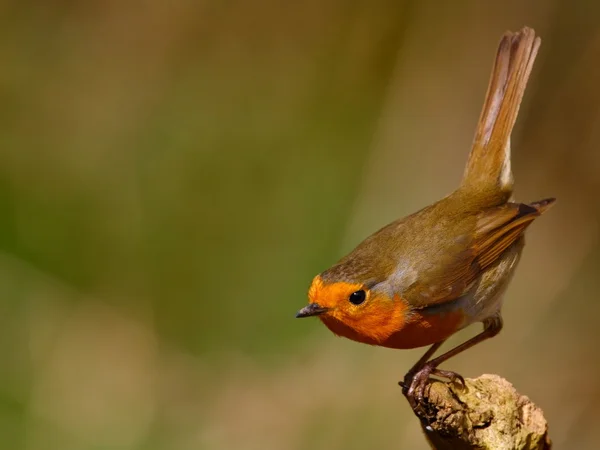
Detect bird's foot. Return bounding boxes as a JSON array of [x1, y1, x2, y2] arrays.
[[400, 364, 466, 408]]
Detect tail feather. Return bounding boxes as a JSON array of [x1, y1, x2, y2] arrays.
[[461, 27, 541, 203], [529, 197, 556, 214]]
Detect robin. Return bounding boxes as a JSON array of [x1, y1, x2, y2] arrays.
[[295, 27, 553, 404]]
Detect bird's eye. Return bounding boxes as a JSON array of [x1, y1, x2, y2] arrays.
[[349, 290, 366, 305]]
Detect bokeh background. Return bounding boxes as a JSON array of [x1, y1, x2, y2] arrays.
[[1, 0, 599, 449]]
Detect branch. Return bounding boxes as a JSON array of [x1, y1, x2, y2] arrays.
[[407, 374, 551, 450]]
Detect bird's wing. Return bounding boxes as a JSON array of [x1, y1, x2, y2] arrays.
[[405, 199, 555, 308]]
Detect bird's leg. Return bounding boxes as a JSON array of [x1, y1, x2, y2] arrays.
[[399, 341, 445, 392], [405, 316, 503, 406], [409, 341, 445, 374]]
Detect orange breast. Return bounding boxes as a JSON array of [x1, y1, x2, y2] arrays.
[[380, 308, 466, 349], [321, 306, 466, 350]]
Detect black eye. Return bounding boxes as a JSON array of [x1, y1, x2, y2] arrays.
[[349, 290, 366, 305]]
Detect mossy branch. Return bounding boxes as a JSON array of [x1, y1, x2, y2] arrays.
[[407, 374, 551, 450]]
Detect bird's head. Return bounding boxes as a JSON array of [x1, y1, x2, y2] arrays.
[[296, 274, 410, 344]]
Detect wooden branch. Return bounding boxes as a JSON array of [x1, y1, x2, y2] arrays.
[[407, 374, 551, 450]]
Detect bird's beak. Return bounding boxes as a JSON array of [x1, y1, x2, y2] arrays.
[[295, 303, 330, 318]]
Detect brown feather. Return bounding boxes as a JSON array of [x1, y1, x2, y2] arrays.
[[403, 197, 555, 309], [461, 28, 541, 205]]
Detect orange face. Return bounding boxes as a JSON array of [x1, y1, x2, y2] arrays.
[[304, 275, 411, 345]]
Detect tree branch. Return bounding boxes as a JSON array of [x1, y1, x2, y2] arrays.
[[407, 374, 551, 450]]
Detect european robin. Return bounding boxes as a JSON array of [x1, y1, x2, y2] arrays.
[[295, 27, 554, 405]]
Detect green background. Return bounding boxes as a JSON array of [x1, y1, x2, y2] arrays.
[[1, 0, 599, 448]]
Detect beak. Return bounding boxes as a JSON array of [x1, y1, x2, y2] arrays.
[[295, 303, 330, 318]]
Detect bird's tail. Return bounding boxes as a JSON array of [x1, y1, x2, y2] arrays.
[[461, 27, 541, 204]]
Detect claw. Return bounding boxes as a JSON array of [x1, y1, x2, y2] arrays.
[[403, 364, 434, 407], [415, 368, 431, 403], [399, 371, 415, 395], [402, 364, 466, 408], [431, 368, 466, 388]]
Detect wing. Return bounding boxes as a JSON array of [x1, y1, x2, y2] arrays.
[[405, 198, 555, 308]]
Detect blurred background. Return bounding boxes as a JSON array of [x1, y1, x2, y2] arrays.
[[0, 0, 599, 449]]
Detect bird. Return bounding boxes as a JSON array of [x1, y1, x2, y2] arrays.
[[295, 27, 554, 405]]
